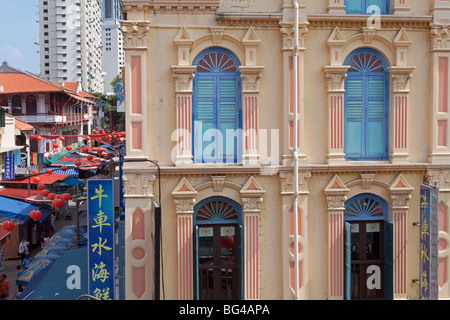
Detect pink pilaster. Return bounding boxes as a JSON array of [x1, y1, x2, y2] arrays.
[[329, 211, 344, 299], [244, 213, 259, 299], [177, 215, 193, 300], [324, 67, 348, 164], [394, 211, 407, 296], [390, 68, 414, 163]]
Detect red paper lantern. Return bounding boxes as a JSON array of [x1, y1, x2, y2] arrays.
[[31, 170, 39, 175], [53, 143, 59, 149], [46, 169, 53, 175], [47, 193, 56, 201], [30, 135, 37, 140], [37, 183, 46, 191], [41, 189, 50, 197], [60, 137, 65, 141], [81, 147, 88, 153], [2, 221, 15, 232], [31, 176, 41, 184], [61, 193, 72, 202], [86, 155, 94, 161], [85, 136, 91, 141], [30, 209, 42, 221], [75, 160, 82, 167], [52, 198, 64, 209], [61, 166, 68, 172], [66, 146, 72, 151], [36, 136, 41, 141]]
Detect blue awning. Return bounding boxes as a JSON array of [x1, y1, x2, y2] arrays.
[[17, 246, 88, 300], [0, 195, 51, 222]]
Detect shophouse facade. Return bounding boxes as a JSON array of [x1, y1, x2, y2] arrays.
[[120, 0, 450, 300]]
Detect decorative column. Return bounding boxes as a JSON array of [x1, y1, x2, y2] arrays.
[[325, 27, 348, 164], [172, 27, 195, 166], [172, 177, 198, 300], [324, 66, 349, 164], [429, 23, 450, 164], [388, 174, 414, 299], [122, 172, 157, 300], [390, 28, 414, 164], [280, 170, 311, 299], [120, 20, 151, 164], [324, 175, 349, 300], [428, 169, 450, 298], [280, 23, 308, 166], [240, 176, 265, 299], [240, 27, 264, 166], [120, 19, 153, 300]]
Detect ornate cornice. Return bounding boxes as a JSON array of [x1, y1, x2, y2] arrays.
[[324, 66, 350, 92], [121, 0, 220, 14], [120, 20, 151, 50], [217, 13, 282, 26], [280, 171, 311, 195]]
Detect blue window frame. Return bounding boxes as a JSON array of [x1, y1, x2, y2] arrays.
[[193, 48, 242, 164], [193, 197, 243, 300], [344, 48, 389, 161], [345, 0, 390, 14]]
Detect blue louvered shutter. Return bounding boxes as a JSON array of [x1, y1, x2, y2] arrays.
[[219, 77, 241, 163], [345, 77, 364, 157], [193, 48, 241, 163], [344, 222, 352, 300], [367, 77, 386, 158], [345, 0, 389, 14], [194, 76, 215, 162]]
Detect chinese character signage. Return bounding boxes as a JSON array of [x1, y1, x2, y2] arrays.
[[4, 153, 15, 180], [419, 184, 439, 300], [88, 179, 114, 300]]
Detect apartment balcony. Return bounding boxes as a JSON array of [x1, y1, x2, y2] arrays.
[[13, 112, 87, 126]]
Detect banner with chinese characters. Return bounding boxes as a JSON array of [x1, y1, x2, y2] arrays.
[[88, 179, 115, 300], [4, 153, 15, 180], [419, 184, 439, 300]]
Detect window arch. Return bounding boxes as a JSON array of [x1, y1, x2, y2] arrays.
[[192, 48, 242, 164], [344, 48, 389, 160], [26, 94, 37, 114], [11, 94, 22, 115], [193, 196, 243, 300], [344, 193, 388, 221]]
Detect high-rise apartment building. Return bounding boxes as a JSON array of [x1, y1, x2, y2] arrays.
[[39, 0, 103, 93], [101, 0, 124, 94]]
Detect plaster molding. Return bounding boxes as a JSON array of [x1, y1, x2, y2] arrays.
[[120, 20, 151, 49], [122, 173, 156, 198]]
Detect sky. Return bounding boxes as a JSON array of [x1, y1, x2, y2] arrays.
[[0, 0, 40, 74]]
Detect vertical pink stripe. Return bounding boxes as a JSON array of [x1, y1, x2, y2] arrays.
[[331, 96, 335, 149], [131, 56, 142, 114], [438, 120, 448, 147], [439, 57, 448, 113]]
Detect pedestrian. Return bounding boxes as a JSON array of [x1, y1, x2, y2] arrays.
[[18, 239, 29, 261], [22, 255, 32, 271], [0, 274, 9, 300], [16, 265, 23, 294]]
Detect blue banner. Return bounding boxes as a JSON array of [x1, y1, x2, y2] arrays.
[[419, 184, 439, 300], [4, 153, 15, 180], [87, 179, 115, 300]]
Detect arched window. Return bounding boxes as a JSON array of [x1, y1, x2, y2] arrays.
[[344, 48, 389, 160], [193, 197, 243, 300], [11, 95, 22, 115], [193, 48, 242, 163], [26, 94, 37, 114]]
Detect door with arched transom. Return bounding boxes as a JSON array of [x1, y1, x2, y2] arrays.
[[193, 197, 243, 300]]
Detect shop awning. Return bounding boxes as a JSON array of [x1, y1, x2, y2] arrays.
[[0, 195, 51, 222]]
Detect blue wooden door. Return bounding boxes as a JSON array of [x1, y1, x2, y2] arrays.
[[345, 0, 389, 14], [193, 48, 242, 163], [344, 222, 351, 300], [344, 49, 389, 160]]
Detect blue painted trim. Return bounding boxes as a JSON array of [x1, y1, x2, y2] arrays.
[[344, 0, 390, 15], [344, 48, 389, 161], [343, 193, 388, 221], [192, 48, 242, 164]]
